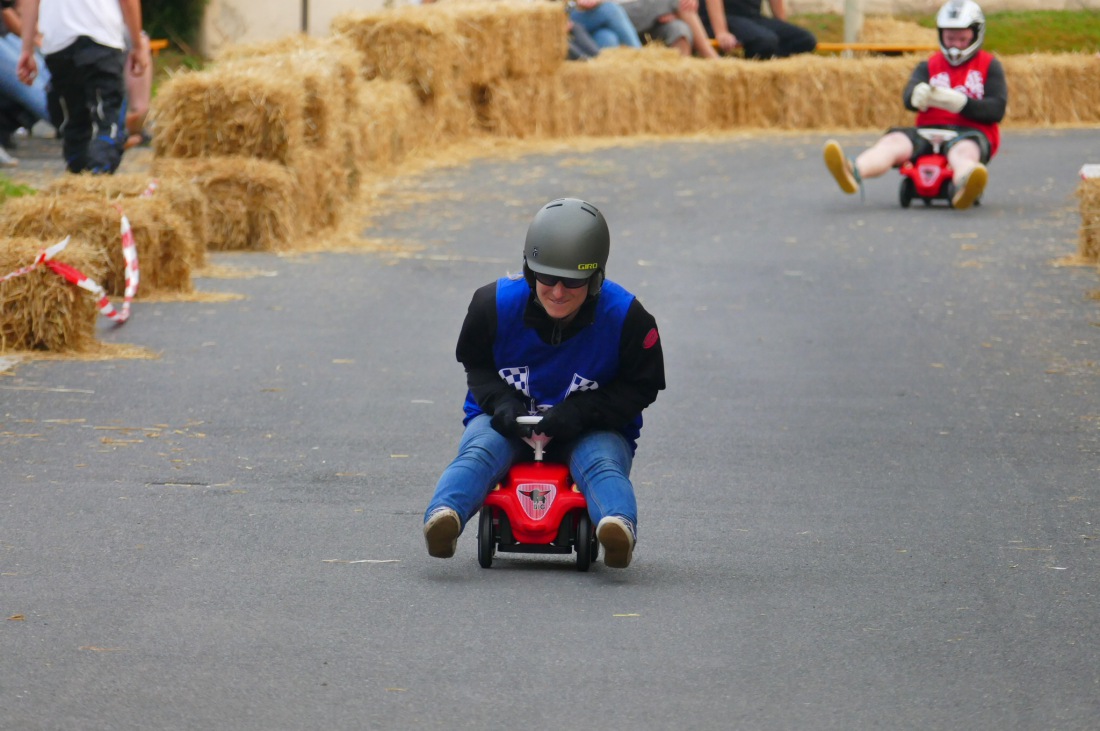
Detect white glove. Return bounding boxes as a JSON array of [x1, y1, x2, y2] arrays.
[[910, 82, 931, 111], [926, 86, 968, 114]]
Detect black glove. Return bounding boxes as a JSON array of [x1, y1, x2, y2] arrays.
[[536, 400, 585, 442], [489, 399, 527, 439]]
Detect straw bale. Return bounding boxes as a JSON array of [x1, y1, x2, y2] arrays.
[[332, 8, 470, 98], [1001, 54, 1100, 127], [42, 173, 209, 269], [481, 48, 711, 138], [214, 32, 347, 62], [426, 86, 484, 143], [553, 48, 668, 137], [332, 1, 564, 95], [293, 150, 349, 232], [771, 55, 913, 129], [217, 54, 363, 206], [357, 79, 427, 170], [152, 156, 300, 252], [0, 236, 108, 352], [438, 0, 566, 78], [0, 194, 192, 296], [150, 65, 306, 164], [476, 74, 566, 138], [860, 17, 936, 46], [1077, 177, 1100, 262]]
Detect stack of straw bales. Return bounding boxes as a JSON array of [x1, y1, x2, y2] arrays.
[[0, 236, 107, 352], [149, 34, 370, 251], [0, 174, 200, 354], [42, 173, 209, 269], [0, 191, 194, 296]]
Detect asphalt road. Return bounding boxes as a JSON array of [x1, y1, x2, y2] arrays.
[[2, 129, 1099, 730]]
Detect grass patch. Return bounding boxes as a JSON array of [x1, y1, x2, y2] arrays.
[[0, 176, 36, 203], [794, 9, 1100, 54]]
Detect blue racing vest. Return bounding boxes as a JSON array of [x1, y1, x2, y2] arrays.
[[463, 276, 641, 445]]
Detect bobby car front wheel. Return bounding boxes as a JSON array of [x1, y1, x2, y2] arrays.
[[899, 178, 915, 208], [575, 512, 594, 572], [477, 508, 495, 568]]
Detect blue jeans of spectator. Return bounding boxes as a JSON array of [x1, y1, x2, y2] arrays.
[[570, 4, 642, 49], [0, 34, 51, 123], [424, 414, 638, 534]]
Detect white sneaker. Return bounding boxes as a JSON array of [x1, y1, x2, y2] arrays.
[[30, 120, 57, 139], [0, 146, 18, 168], [597, 516, 635, 569], [423, 508, 461, 559], [952, 163, 987, 210]]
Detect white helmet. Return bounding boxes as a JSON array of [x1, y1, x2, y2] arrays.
[[936, 0, 985, 66]]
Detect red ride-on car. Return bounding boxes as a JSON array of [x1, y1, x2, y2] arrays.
[[478, 416, 599, 571], [898, 128, 979, 209]]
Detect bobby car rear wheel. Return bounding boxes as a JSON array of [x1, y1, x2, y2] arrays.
[[477, 508, 495, 568]]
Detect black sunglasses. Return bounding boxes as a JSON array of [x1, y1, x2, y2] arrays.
[[533, 271, 589, 289]]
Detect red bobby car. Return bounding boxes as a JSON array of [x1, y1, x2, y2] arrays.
[[898, 128, 980, 209], [478, 415, 599, 571]]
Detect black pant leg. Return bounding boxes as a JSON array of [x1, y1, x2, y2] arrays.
[[44, 48, 91, 173], [45, 37, 126, 174], [726, 17, 780, 59], [73, 39, 126, 174], [761, 17, 817, 57]]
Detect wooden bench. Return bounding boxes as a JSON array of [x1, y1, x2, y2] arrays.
[[708, 39, 937, 56], [814, 42, 938, 55]]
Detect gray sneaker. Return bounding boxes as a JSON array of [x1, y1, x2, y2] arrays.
[[596, 516, 635, 569], [423, 508, 461, 558], [0, 146, 18, 168]]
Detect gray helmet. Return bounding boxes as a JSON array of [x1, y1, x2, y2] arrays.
[[936, 0, 985, 66], [523, 198, 610, 281]]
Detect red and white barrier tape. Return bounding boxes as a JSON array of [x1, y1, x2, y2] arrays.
[[0, 211, 140, 324], [0, 236, 70, 284]]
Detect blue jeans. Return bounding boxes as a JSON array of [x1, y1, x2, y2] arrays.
[[425, 414, 638, 535], [570, 4, 642, 49], [0, 34, 51, 123]]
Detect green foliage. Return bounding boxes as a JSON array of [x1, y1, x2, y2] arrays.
[[794, 10, 1100, 54], [142, 0, 210, 48], [0, 176, 36, 202]]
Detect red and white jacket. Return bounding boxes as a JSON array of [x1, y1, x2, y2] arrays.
[[917, 50, 1001, 157]]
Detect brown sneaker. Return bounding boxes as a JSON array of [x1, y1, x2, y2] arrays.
[[423, 508, 461, 558], [823, 139, 859, 195], [596, 516, 635, 569], [952, 163, 987, 210]]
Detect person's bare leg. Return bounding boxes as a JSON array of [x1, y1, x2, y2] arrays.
[[853, 131, 914, 180], [947, 138, 987, 209], [946, 138, 982, 185], [824, 131, 913, 195], [124, 31, 153, 149]]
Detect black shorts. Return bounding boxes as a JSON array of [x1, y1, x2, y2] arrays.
[[887, 125, 992, 165]]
